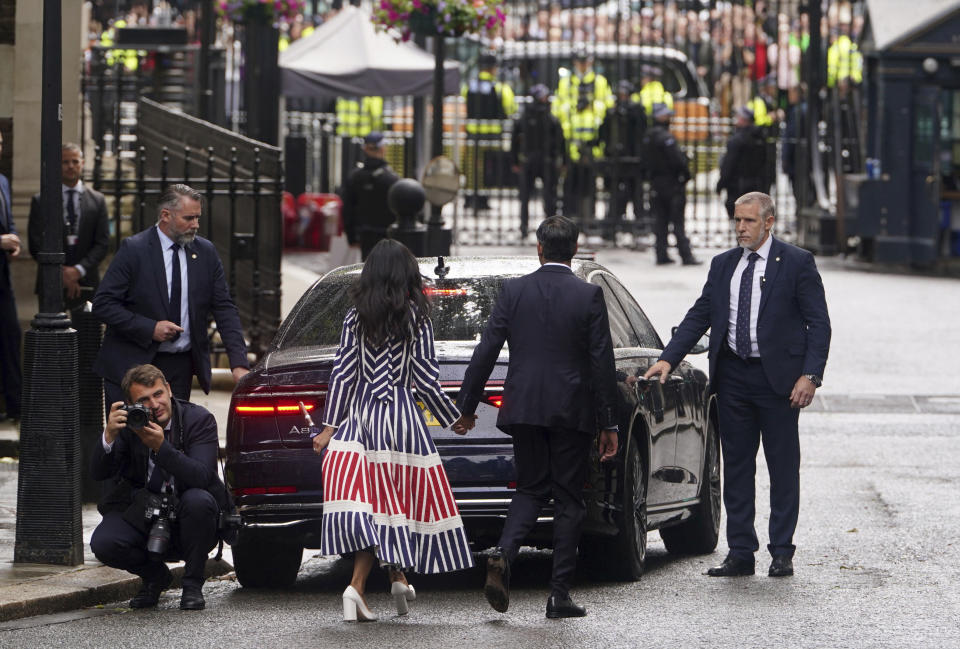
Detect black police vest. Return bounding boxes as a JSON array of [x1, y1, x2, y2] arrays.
[[467, 79, 506, 120]]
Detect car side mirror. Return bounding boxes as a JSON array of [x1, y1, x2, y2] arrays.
[[672, 326, 709, 355]]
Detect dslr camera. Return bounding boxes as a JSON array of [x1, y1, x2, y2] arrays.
[[144, 490, 178, 558], [121, 403, 151, 429]]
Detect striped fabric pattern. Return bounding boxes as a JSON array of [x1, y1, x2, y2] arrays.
[[319, 308, 473, 573]]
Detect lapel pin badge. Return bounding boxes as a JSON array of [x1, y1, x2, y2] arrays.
[[191, 253, 197, 259], [775, 256, 780, 262]]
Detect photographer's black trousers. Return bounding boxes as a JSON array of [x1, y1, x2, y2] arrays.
[[91, 488, 218, 590]]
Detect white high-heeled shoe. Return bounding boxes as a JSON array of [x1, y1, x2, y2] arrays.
[[342, 585, 377, 622], [391, 581, 417, 616]]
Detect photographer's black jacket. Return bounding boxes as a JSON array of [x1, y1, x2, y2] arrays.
[[90, 398, 221, 516]]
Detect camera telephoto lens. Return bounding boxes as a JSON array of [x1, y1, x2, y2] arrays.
[[147, 516, 172, 558]]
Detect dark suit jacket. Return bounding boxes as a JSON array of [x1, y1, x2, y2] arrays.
[[0, 174, 14, 290], [89, 398, 222, 516], [660, 236, 831, 396], [457, 264, 618, 435], [28, 186, 110, 296], [92, 226, 249, 393]]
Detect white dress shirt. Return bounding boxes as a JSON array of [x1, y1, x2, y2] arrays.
[[62, 180, 86, 277], [726, 234, 773, 358], [156, 226, 191, 353]]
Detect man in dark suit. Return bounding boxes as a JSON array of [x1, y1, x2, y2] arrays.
[[456, 215, 619, 619], [0, 130, 22, 422], [645, 192, 831, 578], [90, 364, 225, 610], [93, 183, 249, 408], [28, 143, 110, 311]]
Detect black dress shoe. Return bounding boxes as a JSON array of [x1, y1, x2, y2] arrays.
[[768, 555, 794, 577], [484, 550, 510, 613], [656, 258, 676, 265], [546, 593, 587, 619], [706, 555, 755, 577], [682, 258, 703, 266], [129, 566, 173, 608], [180, 586, 206, 610]]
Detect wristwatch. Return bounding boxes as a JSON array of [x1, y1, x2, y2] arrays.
[[804, 374, 822, 387]]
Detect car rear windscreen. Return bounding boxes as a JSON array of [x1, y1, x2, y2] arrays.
[[277, 276, 507, 349]]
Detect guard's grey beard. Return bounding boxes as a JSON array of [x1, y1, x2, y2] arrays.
[[174, 232, 196, 246]]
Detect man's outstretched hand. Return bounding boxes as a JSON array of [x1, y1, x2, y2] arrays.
[[643, 360, 672, 384]]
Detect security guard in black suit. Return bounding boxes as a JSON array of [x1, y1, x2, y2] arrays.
[[717, 106, 769, 219], [339, 132, 401, 260], [641, 103, 699, 265]]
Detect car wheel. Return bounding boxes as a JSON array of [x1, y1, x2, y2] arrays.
[[232, 531, 303, 588], [585, 439, 647, 581], [660, 417, 721, 555]]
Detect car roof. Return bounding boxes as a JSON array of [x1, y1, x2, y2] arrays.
[[499, 40, 691, 64], [322, 256, 604, 282]]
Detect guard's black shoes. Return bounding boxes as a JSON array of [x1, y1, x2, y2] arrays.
[[484, 550, 510, 613], [656, 258, 676, 265], [768, 555, 794, 577], [546, 593, 587, 619], [129, 566, 173, 608], [682, 258, 703, 266], [179, 586, 206, 610], [706, 555, 755, 577]]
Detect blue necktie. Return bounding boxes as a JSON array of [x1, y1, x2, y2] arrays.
[[169, 243, 182, 327], [65, 189, 77, 234], [736, 252, 760, 360]]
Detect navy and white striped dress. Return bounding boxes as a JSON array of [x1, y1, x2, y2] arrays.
[[319, 307, 474, 574]]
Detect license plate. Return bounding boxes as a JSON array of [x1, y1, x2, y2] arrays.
[[416, 401, 441, 426]]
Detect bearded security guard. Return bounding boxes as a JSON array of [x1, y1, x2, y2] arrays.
[[463, 52, 517, 209], [553, 48, 614, 118], [642, 103, 698, 266]]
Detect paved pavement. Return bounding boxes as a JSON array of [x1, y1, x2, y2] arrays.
[[0, 239, 958, 624]]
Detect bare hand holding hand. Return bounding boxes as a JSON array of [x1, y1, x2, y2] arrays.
[[451, 414, 477, 435], [313, 425, 335, 454]]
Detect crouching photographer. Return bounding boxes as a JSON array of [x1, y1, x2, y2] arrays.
[[90, 364, 229, 610]]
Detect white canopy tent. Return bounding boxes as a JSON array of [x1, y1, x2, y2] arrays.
[[279, 6, 461, 98]]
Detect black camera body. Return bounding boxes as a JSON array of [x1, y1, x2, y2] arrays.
[[121, 403, 151, 429], [144, 491, 178, 558]]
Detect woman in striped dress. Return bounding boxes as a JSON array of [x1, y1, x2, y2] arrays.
[[312, 240, 476, 622]]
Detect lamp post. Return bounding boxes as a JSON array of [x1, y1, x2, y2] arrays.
[[426, 34, 452, 255], [15, 0, 84, 566]]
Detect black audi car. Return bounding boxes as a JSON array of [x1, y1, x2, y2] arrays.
[[226, 257, 720, 587]]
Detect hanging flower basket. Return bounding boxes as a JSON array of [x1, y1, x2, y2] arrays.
[[217, 0, 305, 24], [374, 0, 506, 42]]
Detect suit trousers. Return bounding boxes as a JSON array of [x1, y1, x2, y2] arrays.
[[90, 488, 219, 589], [715, 349, 801, 560], [498, 425, 592, 597]]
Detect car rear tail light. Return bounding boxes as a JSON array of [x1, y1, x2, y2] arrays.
[[235, 401, 317, 416], [233, 486, 298, 496], [507, 481, 517, 489], [423, 287, 469, 297], [485, 394, 503, 408]]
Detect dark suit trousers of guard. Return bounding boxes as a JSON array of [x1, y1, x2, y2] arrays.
[[715, 349, 801, 561], [90, 488, 219, 589], [498, 425, 593, 597]]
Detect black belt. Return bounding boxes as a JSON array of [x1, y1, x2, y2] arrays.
[[721, 344, 762, 365]]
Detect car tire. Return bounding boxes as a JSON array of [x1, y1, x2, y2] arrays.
[[660, 417, 721, 555], [586, 439, 647, 581], [232, 532, 303, 588]]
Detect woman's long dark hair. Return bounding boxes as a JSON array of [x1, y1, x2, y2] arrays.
[[350, 239, 430, 346]]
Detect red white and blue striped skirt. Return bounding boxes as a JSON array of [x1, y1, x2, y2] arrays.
[[319, 393, 474, 574]]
